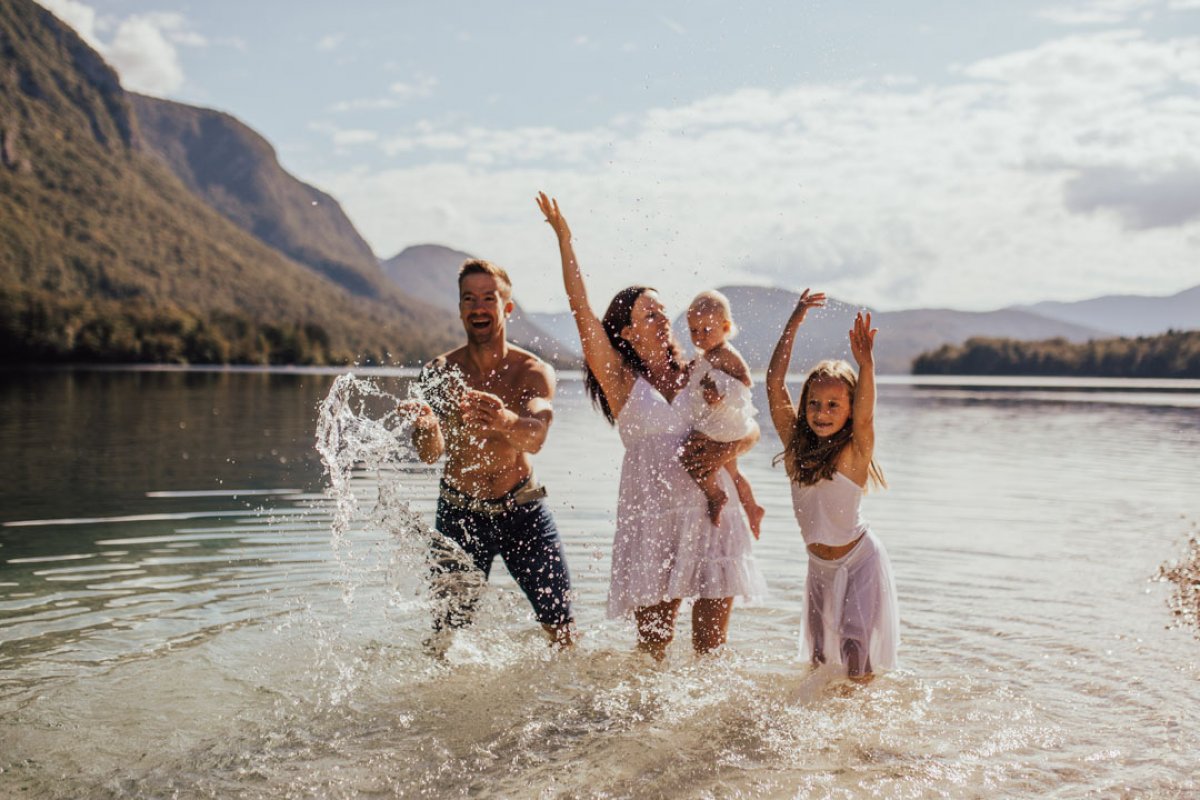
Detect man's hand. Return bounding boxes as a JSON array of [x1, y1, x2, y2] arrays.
[[398, 399, 445, 463], [459, 390, 516, 436], [398, 400, 438, 431]]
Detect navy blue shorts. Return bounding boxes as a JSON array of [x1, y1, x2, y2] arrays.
[[433, 482, 573, 627]]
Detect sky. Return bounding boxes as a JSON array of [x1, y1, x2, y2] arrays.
[[34, 0, 1200, 315]]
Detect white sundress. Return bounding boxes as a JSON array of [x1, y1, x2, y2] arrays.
[[606, 377, 767, 618]]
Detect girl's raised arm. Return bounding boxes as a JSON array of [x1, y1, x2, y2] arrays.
[[536, 192, 633, 411], [765, 289, 826, 444], [847, 311, 877, 463]]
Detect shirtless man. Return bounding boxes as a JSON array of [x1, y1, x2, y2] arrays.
[[399, 259, 574, 647]]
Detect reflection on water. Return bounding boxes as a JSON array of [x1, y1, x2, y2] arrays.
[[1, 368, 1198, 798]]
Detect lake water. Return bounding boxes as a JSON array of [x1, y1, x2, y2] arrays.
[[1, 368, 1198, 799]]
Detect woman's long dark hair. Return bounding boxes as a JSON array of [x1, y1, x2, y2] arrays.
[[773, 360, 887, 489], [585, 285, 683, 424]]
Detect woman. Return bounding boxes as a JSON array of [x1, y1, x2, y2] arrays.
[[536, 192, 766, 659]]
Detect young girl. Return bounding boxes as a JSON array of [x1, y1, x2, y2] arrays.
[[680, 290, 766, 538], [766, 289, 899, 680]]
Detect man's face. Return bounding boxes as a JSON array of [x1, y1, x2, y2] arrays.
[[458, 273, 513, 344]]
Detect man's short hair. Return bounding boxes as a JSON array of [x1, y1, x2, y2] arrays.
[[458, 259, 512, 298]]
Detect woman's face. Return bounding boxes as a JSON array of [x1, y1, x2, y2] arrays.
[[622, 290, 674, 359]]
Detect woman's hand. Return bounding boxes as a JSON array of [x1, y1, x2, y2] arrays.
[[678, 424, 759, 479], [790, 288, 827, 324], [849, 311, 877, 367], [536, 192, 571, 243]]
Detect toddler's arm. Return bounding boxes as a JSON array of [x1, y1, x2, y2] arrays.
[[705, 344, 752, 387]]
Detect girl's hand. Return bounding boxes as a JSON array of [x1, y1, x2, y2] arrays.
[[791, 289, 827, 324], [849, 311, 877, 366], [536, 192, 571, 242]]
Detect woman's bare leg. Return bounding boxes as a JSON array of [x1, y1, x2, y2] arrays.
[[692, 596, 733, 654], [635, 599, 681, 661]]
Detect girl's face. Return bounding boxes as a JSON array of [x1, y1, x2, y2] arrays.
[[687, 306, 730, 352], [622, 291, 674, 357], [804, 376, 852, 439]]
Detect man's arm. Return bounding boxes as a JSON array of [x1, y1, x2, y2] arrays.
[[458, 362, 556, 454], [397, 400, 445, 463]]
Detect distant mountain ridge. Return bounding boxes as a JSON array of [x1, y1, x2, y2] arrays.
[[1014, 284, 1200, 337]]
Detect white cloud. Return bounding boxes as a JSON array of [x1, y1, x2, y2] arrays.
[[34, 2, 204, 97], [331, 129, 378, 146], [659, 15, 687, 36], [309, 30, 1200, 314], [106, 14, 186, 95], [35, 0, 100, 48], [1037, 0, 1156, 25], [329, 97, 401, 113], [390, 74, 438, 100], [316, 33, 345, 52]]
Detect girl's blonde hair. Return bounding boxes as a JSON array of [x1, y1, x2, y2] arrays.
[[688, 290, 738, 338], [774, 359, 887, 489]]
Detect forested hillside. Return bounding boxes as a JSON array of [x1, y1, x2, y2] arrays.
[[0, 0, 457, 365], [912, 331, 1200, 378]]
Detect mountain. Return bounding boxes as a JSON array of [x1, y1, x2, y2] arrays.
[[130, 93, 388, 299], [381, 244, 578, 364], [525, 311, 583, 358], [669, 285, 1110, 374], [1014, 283, 1200, 337], [873, 307, 1109, 374], [0, 0, 457, 365]]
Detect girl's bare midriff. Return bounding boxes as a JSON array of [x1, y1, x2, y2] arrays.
[[807, 533, 865, 562]]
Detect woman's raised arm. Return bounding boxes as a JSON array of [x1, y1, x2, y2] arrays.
[[536, 192, 633, 411], [765, 289, 826, 444]]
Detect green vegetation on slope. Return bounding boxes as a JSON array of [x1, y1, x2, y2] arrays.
[[0, 0, 457, 365]]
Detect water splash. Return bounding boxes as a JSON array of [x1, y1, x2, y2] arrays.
[[1156, 521, 1200, 636], [314, 371, 487, 656]]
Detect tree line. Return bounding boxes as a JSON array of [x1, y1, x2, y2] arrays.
[[912, 330, 1200, 378], [0, 287, 397, 366]]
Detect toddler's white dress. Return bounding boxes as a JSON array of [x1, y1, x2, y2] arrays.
[[682, 358, 757, 443]]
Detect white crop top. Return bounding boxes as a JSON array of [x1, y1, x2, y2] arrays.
[[790, 471, 869, 547]]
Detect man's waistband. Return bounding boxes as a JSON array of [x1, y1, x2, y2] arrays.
[[438, 477, 548, 516]]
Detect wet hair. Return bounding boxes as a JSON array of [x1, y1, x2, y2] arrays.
[[774, 359, 887, 489], [457, 259, 512, 299], [585, 285, 684, 425], [687, 289, 738, 338]]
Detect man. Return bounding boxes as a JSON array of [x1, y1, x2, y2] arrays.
[[399, 259, 574, 647]]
